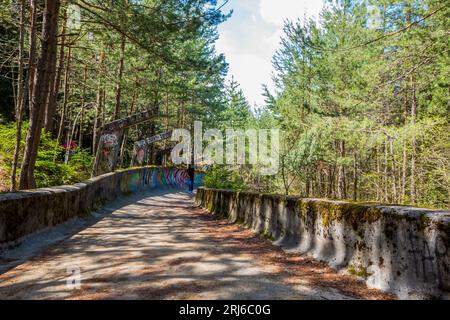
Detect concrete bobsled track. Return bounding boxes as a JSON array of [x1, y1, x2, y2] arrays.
[[0, 167, 203, 244], [196, 188, 450, 299], [0, 167, 447, 299]]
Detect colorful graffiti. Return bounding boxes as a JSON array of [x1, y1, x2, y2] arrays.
[[95, 131, 122, 176], [92, 110, 158, 177], [127, 167, 204, 192]]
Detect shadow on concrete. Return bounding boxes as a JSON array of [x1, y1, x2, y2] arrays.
[[0, 189, 394, 300]]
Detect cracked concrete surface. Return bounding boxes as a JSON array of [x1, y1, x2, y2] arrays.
[[0, 191, 394, 300]]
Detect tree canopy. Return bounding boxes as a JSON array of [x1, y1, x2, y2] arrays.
[[0, 0, 448, 209]]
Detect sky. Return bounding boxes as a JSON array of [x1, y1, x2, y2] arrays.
[[216, 0, 324, 108]]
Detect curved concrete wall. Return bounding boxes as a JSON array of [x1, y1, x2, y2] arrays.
[[0, 167, 203, 246], [196, 188, 450, 299]]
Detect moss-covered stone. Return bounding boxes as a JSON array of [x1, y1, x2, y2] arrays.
[[348, 264, 373, 279]]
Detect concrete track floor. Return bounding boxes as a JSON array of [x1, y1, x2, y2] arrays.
[[0, 191, 394, 300]]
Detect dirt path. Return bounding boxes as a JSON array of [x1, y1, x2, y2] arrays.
[[0, 191, 394, 300]]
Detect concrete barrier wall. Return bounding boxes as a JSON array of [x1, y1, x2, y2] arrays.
[[196, 187, 450, 299], [0, 167, 203, 246]]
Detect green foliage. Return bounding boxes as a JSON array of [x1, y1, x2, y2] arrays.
[[0, 122, 19, 190], [0, 1, 18, 121], [1, 0, 230, 189], [34, 131, 93, 188], [0, 123, 93, 190], [0, 122, 17, 155], [255, 0, 449, 209], [0, 0, 447, 211], [56, 0, 231, 165], [204, 165, 247, 191], [217, 79, 255, 130]]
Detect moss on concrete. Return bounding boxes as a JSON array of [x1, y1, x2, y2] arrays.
[[348, 264, 373, 279], [234, 216, 245, 225], [197, 188, 450, 298], [310, 201, 383, 230], [418, 213, 432, 231], [259, 230, 275, 241]]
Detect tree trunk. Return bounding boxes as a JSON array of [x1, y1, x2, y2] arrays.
[[353, 151, 358, 201], [401, 89, 408, 201], [305, 168, 311, 197], [20, 0, 61, 190], [337, 140, 347, 199], [329, 166, 335, 198], [163, 91, 169, 165], [44, 5, 67, 133], [316, 166, 321, 197], [56, 44, 72, 144], [280, 155, 289, 195], [10, 0, 27, 191], [410, 75, 417, 204], [375, 144, 381, 201], [384, 139, 388, 202], [79, 64, 88, 148], [119, 86, 137, 167], [389, 137, 397, 203], [401, 139, 407, 200], [102, 89, 106, 124], [93, 51, 105, 153], [113, 35, 126, 120], [27, 0, 38, 105], [42, 5, 62, 136]]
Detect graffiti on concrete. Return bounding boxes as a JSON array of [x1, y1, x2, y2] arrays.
[[135, 131, 172, 148], [92, 109, 158, 177], [127, 167, 204, 192], [102, 109, 157, 133], [434, 234, 449, 290], [132, 131, 172, 166], [133, 147, 146, 165], [101, 133, 119, 147], [94, 131, 122, 176], [408, 232, 448, 287]]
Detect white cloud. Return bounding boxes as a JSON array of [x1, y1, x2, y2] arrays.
[[216, 0, 324, 108], [260, 0, 323, 26], [226, 54, 272, 107]]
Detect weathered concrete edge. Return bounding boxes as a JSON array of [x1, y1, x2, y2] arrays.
[[0, 167, 187, 246], [195, 187, 450, 300]]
